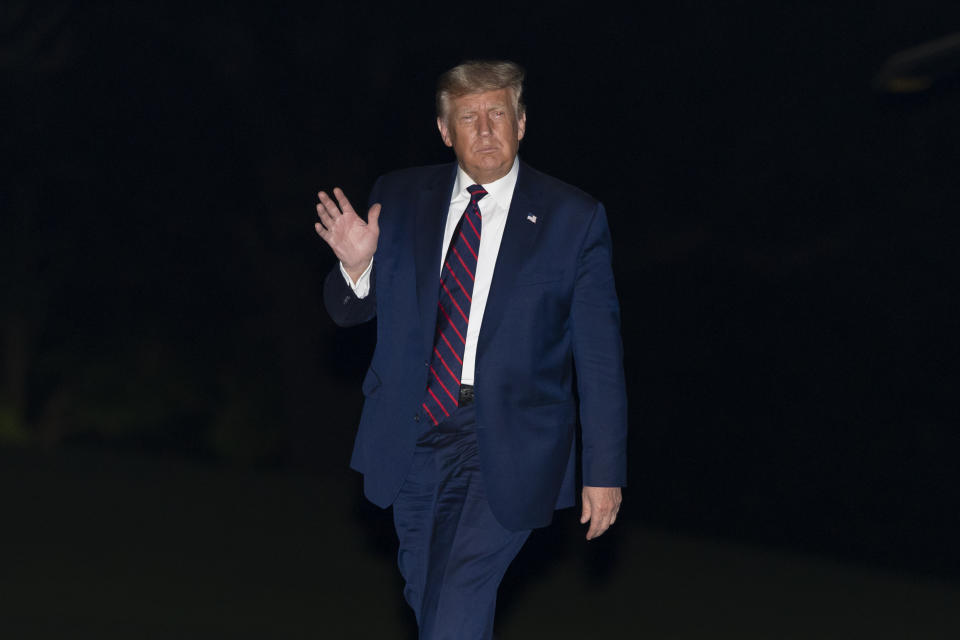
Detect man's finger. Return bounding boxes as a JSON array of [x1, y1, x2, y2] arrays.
[[333, 187, 356, 216], [588, 513, 613, 540], [317, 191, 342, 221], [317, 191, 334, 210], [586, 515, 605, 540], [316, 202, 335, 225], [580, 500, 592, 525], [586, 504, 621, 540]]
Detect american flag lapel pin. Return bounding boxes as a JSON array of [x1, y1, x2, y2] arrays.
[[526, 213, 537, 224]]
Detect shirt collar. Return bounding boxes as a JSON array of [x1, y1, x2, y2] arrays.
[[452, 156, 519, 211]]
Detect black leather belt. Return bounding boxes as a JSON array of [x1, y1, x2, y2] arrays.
[[458, 384, 475, 407]]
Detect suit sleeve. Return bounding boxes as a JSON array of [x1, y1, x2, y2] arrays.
[[570, 203, 628, 487], [324, 262, 377, 326], [322, 177, 383, 327]]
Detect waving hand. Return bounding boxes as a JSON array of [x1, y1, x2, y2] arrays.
[[315, 187, 381, 281]]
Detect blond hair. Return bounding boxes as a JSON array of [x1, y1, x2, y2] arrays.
[[436, 60, 526, 122]]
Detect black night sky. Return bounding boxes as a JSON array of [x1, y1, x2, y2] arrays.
[[3, 2, 960, 637]]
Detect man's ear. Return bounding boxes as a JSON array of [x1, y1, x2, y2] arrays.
[[517, 111, 527, 141], [437, 117, 453, 148]]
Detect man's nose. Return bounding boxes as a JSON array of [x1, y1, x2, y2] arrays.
[[476, 114, 492, 136]]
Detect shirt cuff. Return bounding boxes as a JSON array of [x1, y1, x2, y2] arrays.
[[339, 258, 374, 298]]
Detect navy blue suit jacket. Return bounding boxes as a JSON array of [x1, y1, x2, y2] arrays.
[[324, 160, 627, 531]]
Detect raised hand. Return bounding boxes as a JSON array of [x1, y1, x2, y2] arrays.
[[315, 187, 381, 281]]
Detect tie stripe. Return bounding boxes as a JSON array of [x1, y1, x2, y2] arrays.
[[429, 366, 458, 403], [460, 235, 478, 261], [440, 333, 462, 365], [464, 212, 481, 241], [444, 262, 472, 302], [453, 248, 475, 280], [434, 347, 459, 384], [427, 388, 450, 418], [421, 184, 487, 425], [441, 281, 470, 323], [437, 302, 466, 344]]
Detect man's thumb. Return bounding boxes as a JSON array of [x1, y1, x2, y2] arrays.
[[368, 203, 382, 230]]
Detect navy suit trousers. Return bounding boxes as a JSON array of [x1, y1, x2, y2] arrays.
[[393, 403, 531, 639]]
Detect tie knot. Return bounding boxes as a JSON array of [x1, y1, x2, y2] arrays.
[[467, 184, 487, 201]]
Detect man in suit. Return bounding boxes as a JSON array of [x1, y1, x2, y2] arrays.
[[314, 60, 627, 639]]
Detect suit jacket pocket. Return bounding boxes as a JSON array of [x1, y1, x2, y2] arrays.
[[517, 398, 576, 429], [514, 269, 563, 286]]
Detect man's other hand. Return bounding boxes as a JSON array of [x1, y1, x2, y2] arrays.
[[580, 486, 622, 540], [315, 187, 380, 281]]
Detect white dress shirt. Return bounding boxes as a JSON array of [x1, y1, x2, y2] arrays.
[[340, 157, 520, 385]]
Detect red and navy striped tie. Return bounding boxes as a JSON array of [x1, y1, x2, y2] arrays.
[[421, 184, 487, 426]]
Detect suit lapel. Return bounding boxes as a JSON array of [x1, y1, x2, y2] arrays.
[[414, 164, 458, 358], [476, 162, 542, 358]]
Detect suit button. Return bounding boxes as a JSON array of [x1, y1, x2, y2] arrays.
[[413, 415, 420, 422], [424, 361, 429, 367]]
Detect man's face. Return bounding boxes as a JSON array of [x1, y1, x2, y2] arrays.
[[437, 88, 526, 185]]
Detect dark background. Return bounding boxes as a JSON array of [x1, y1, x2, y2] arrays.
[[3, 0, 959, 602]]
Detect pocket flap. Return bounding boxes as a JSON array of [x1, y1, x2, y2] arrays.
[[514, 269, 562, 286]]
